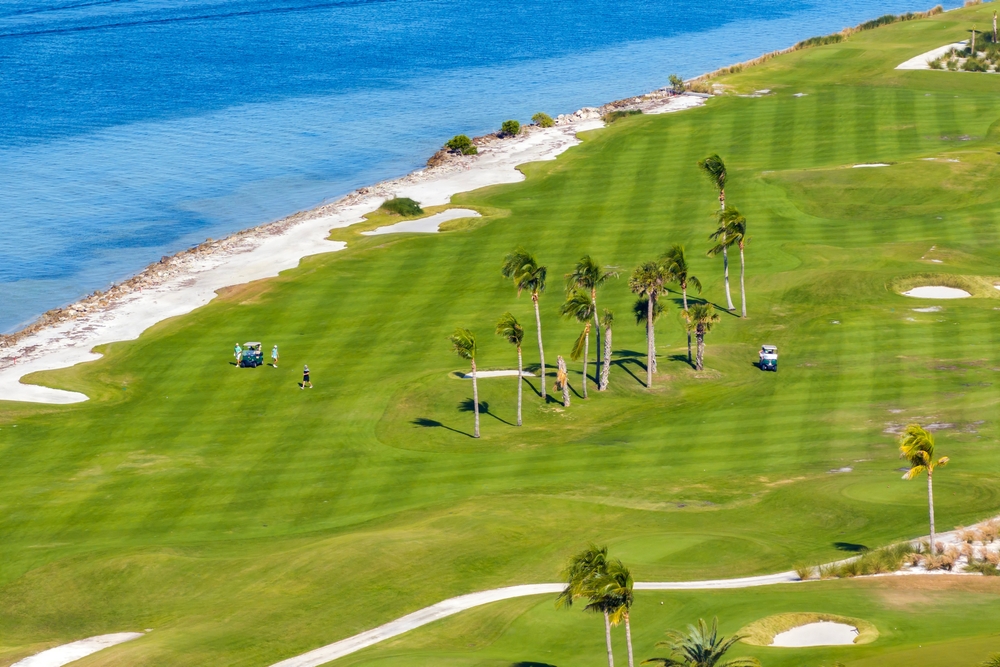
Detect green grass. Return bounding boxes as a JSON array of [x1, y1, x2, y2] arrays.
[[4, 5, 1000, 666]]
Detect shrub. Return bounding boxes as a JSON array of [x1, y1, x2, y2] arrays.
[[964, 57, 989, 72], [668, 74, 685, 93], [445, 134, 478, 155], [531, 112, 554, 128], [379, 197, 423, 217], [603, 109, 643, 124], [966, 559, 1000, 575], [819, 542, 918, 578], [982, 519, 1000, 543], [500, 119, 520, 137], [929, 57, 944, 70], [793, 564, 815, 580]]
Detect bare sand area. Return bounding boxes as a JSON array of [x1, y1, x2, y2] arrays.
[[896, 41, 967, 70], [361, 208, 480, 235], [0, 94, 704, 405], [902, 286, 971, 299], [11, 632, 143, 667], [461, 370, 536, 379], [771, 621, 858, 647]]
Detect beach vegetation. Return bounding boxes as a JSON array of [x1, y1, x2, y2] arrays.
[[644, 617, 760, 667], [448, 328, 479, 438], [445, 134, 478, 155], [668, 74, 685, 94], [603, 109, 643, 124], [379, 197, 424, 216], [500, 119, 521, 137], [532, 112, 555, 128], [494, 312, 525, 426]]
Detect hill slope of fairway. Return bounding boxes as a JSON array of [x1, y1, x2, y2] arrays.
[[3, 6, 1000, 666]]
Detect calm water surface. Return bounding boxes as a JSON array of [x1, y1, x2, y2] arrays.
[[0, 0, 957, 332]]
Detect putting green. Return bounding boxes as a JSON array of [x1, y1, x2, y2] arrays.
[[3, 5, 1000, 666]]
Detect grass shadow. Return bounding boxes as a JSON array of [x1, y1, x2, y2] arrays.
[[411, 417, 473, 438], [834, 542, 870, 553], [459, 399, 514, 426], [511, 663, 558, 667]]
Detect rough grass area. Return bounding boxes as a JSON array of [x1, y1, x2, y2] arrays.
[[737, 612, 878, 646], [602, 108, 643, 123], [819, 543, 918, 578]]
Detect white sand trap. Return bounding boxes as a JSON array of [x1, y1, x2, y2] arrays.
[[902, 286, 970, 299], [361, 208, 480, 235], [994, 285, 1000, 291], [852, 163, 890, 168], [461, 370, 536, 379], [12, 633, 143, 667], [771, 622, 858, 647], [913, 306, 942, 312], [896, 42, 967, 70]]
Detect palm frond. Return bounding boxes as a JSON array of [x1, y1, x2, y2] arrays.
[[634, 296, 664, 325], [494, 312, 524, 346], [571, 325, 590, 361], [560, 288, 595, 323], [698, 154, 727, 191], [899, 424, 946, 475], [601, 308, 614, 328], [448, 328, 476, 360]]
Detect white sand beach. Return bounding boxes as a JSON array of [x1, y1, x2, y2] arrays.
[[0, 93, 704, 404]]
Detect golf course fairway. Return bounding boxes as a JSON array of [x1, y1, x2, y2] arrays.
[[4, 5, 1000, 665]]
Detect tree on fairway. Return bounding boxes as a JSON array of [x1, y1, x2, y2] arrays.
[[566, 256, 619, 390], [561, 289, 597, 398], [698, 154, 735, 311], [600, 309, 614, 391], [900, 424, 950, 554], [556, 355, 570, 407], [710, 207, 748, 318], [495, 312, 525, 426], [448, 328, 479, 438], [643, 617, 760, 667], [556, 545, 615, 667], [682, 303, 720, 371], [593, 559, 636, 667], [501, 247, 548, 397], [629, 261, 667, 388], [708, 207, 741, 313], [662, 244, 702, 361]]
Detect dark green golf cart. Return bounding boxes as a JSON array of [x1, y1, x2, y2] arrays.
[[240, 342, 264, 368]]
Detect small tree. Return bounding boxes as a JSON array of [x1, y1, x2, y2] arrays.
[[445, 134, 478, 155], [500, 119, 521, 137], [668, 74, 685, 94], [683, 303, 720, 371], [900, 424, 949, 554], [557, 355, 570, 407], [532, 112, 555, 128], [448, 328, 480, 438], [495, 312, 525, 427]]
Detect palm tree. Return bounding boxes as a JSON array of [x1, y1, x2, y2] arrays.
[[600, 309, 614, 391], [900, 424, 950, 554], [502, 247, 548, 398], [448, 328, 479, 438], [708, 207, 741, 313], [698, 154, 735, 311], [629, 261, 667, 388], [682, 303, 720, 371], [495, 312, 524, 426], [557, 355, 571, 407], [557, 545, 615, 667], [566, 257, 619, 389], [561, 289, 596, 398], [592, 559, 636, 667], [643, 617, 760, 667], [662, 245, 702, 363], [710, 208, 748, 318]]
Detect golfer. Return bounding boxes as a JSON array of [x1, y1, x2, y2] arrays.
[[301, 364, 312, 389], [234, 343, 242, 367], [271, 344, 279, 368]]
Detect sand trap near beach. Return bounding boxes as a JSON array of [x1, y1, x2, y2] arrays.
[[771, 622, 858, 647], [12, 633, 143, 667], [361, 209, 480, 235], [902, 286, 971, 299]]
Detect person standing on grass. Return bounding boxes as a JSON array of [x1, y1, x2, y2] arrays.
[[234, 343, 242, 367], [271, 345, 279, 368], [301, 365, 312, 389]]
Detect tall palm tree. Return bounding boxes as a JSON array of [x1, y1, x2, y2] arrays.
[[662, 245, 702, 363], [682, 303, 720, 371], [556, 545, 615, 667], [698, 154, 735, 311], [710, 208, 748, 319], [592, 559, 636, 667], [600, 309, 614, 391], [708, 208, 740, 313], [900, 424, 950, 554], [561, 289, 596, 398], [629, 261, 667, 388], [502, 247, 548, 398], [448, 328, 479, 438], [566, 257, 619, 389], [643, 617, 760, 667], [495, 312, 524, 426]]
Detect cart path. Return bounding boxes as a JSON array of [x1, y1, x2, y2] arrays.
[[10, 632, 143, 667]]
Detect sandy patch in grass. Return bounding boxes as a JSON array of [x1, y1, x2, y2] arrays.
[[459, 370, 536, 379], [739, 613, 876, 647], [11, 633, 143, 667], [361, 209, 480, 235], [852, 163, 890, 168], [902, 286, 970, 299], [771, 621, 859, 647], [896, 42, 968, 70]]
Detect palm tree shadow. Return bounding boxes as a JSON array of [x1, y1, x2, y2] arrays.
[[522, 364, 543, 397], [611, 349, 648, 386], [668, 353, 694, 368], [411, 417, 473, 438], [510, 663, 558, 667], [459, 398, 514, 426]]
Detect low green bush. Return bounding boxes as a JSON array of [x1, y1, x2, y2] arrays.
[[818, 542, 917, 578], [531, 112, 554, 128], [379, 197, 424, 217], [445, 134, 478, 155], [603, 109, 643, 124], [963, 57, 989, 72], [668, 74, 685, 93], [965, 559, 1000, 576], [928, 57, 944, 70], [500, 120, 520, 137]]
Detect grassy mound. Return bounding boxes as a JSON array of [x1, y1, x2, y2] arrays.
[[739, 612, 878, 646], [380, 196, 424, 216]]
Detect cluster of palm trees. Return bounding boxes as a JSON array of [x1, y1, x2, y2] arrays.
[[557, 546, 759, 667]]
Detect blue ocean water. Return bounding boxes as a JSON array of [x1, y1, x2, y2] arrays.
[[0, 0, 957, 333]]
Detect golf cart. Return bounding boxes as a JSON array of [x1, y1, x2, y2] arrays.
[[759, 345, 778, 372], [240, 342, 264, 368]]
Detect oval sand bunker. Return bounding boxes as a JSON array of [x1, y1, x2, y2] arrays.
[[902, 286, 970, 299], [771, 621, 859, 647]]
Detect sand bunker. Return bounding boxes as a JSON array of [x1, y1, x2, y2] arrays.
[[771, 622, 858, 647], [361, 208, 480, 235], [902, 286, 970, 299], [461, 370, 536, 379], [896, 42, 968, 70], [12, 633, 143, 667], [852, 163, 890, 168]]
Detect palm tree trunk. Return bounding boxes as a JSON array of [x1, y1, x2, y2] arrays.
[[681, 283, 688, 311], [592, 291, 601, 387], [696, 331, 705, 371], [624, 612, 635, 667], [603, 611, 615, 667], [516, 346, 523, 427], [601, 322, 612, 391], [739, 243, 747, 319], [928, 468, 937, 554], [582, 330, 589, 399], [646, 296, 654, 388], [650, 295, 657, 374], [722, 247, 735, 311], [532, 293, 546, 398], [558, 355, 570, 407], [471, 359, 480, 438]]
